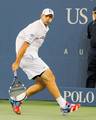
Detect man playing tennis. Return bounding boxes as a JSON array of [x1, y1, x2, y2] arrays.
[[10, 8, 80, 115]]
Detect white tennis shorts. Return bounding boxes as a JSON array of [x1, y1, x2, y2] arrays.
[[20, 56, 49, 80]]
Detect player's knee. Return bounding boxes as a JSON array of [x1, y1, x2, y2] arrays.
[[44, 75, 55, 85], [41, 69, 55, 83], [41, 69, 56, 83]]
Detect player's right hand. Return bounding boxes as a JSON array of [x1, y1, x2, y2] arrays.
[[12, 61, 19, 72]]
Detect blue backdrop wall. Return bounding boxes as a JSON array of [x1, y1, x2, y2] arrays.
[[0, 0, 95, 100]]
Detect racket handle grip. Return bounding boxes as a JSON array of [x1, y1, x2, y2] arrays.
[[14, 71, 17, 78]]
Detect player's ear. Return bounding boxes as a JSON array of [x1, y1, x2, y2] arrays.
[[40, 14, 43, 19]]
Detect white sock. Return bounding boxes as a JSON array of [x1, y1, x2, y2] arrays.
[[16, 92, 26, 101], [56, 96, 66, 108]]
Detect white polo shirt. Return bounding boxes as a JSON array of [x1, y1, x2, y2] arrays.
[[16, 19, 49, 59], [15, 19, 50, 79]]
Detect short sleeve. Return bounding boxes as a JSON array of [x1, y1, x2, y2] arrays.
[[23, 23, 37, 44], [24, 33, 36, 44]]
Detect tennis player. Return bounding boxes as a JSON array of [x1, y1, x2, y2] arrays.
[[10, 8, 80, 114]]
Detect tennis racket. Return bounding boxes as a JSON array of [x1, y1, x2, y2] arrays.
[[8, 71, 26, 101]]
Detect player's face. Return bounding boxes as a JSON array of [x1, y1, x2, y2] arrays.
[[41, 14, 54, 26], [92, 11, 96, 21]]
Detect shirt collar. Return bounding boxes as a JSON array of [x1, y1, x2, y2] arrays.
[[39, 19, 49, 32]]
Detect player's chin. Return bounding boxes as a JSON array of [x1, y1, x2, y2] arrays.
[[45, 22, 50, 26]]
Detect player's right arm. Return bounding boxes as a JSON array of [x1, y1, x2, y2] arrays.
[[12, 41, 30, 72], [12, 23, 37, 72]]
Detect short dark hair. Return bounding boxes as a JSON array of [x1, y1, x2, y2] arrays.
[[93, 7, 96, 11]]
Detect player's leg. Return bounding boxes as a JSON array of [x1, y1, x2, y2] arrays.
[[10, 76, 46, 114], [40, 69, 66, 107], [40, 68, 80, 113], [41, 69, 61, 98], [26, 76, 46, 97]]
